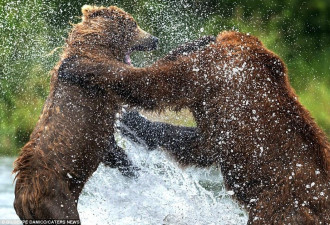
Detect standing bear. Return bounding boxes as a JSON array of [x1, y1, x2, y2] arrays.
[[13, 5, 213, 222], [13, 5, 159, 221], [113, 31, 330, 224], [13, 5, 152, 221]]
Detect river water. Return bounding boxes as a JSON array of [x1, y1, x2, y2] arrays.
[[0, 136, 247, 224]]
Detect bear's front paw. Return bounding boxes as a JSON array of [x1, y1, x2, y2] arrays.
[[119, 111, 160, 150], [164, 35, 216, 61]]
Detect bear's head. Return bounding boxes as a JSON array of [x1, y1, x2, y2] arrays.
[[67, 5, 158, 65], [216, 31, 287, 82]]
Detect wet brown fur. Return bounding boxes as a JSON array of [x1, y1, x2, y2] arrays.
[[20, 4, 329, 222], [109, 31, 330, 224], [13, 5, 151, 221]]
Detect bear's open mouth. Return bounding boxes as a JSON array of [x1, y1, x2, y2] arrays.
[[124, 36, 159, 66]]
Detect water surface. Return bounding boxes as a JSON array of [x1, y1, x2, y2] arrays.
[[0, 137, 247, 224]]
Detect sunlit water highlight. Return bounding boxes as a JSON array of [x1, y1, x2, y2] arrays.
[[0, 135, 247, 224]]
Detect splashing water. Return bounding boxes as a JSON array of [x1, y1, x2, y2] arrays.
[[78, 135, 247, 225]]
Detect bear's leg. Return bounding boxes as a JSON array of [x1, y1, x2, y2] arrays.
[[119, 111, 209, 167], [14, 179, 79, 222], [120, 111, 198, 149], [247, 199, 325, 225], [103, 135, 139, 178], [37, 196, 79, 221]]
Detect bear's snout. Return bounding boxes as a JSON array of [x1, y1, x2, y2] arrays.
[[132, 35, 159, 51]]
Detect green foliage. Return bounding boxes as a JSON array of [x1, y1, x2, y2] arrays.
[[299, 80, 330, 135], [0, 0, 329, 155]]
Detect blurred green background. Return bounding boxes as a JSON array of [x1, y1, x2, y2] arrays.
[[0, 0, 329, 155]]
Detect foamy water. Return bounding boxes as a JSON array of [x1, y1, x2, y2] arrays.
[[79, 135, 247, 225], [0, 136, 247, 224]]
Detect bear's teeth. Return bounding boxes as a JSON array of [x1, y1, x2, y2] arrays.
[[124, 54, 132, 65]]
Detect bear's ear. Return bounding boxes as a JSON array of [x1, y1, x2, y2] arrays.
[[82, 5, 106, 19], [260, 52, 287, 78], [81, 5, 94, 17], [269, 56, 287, 78], [82, 5, 118, 20], [108, 6, 121, 11]]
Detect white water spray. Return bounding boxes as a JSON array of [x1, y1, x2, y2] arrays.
[[78, 135, 248, 225]]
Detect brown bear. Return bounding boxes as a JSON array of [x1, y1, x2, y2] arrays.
[[110, 31, 330, 224], [13, 5, 160, 221], [13, 5, 213, 222]]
